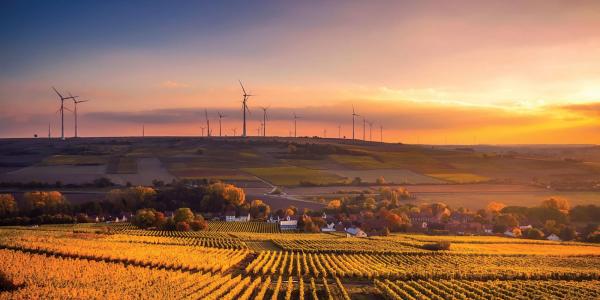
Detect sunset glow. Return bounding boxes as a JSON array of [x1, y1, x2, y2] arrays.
[[1, 1, 599, 143]]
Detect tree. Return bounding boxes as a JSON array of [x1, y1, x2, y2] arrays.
[[376, 176, 386, 185], [132, 208, 159, 228], [173, 208, 194, 223], [379, 209, 410, 232], [494, 213, 518, 228], [176, 221, 190, 231], [524, 228, 544, 239], [24, 191, 69, 215], [541, 197, 570, 214], [249, 199, 271, 220], [189, 215, 207, 231], [107, 186, 157, 212], [486, 201, 506, 214], [0, 194, 17, 218], [559, 226, 577, 241], [326, 199, 342, 212], [223, 185, 245, 206]]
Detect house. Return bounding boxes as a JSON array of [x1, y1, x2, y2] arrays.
[[503, 230, 517, 237], [547, 233, 561, 241], [345, 227, 367, 238], [519, 225, 533, 230], [280, 216, 298, 231], [321, 222, 336, 232], [226, 213, 251, 222]]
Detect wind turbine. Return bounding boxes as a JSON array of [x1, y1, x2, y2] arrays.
[[48, 122, 51, 140], [362, 116, 366, 141], [204, 109, 211, 137], [293, 112, 301, 138], [259, 106, 269, 137], [142, 124, 145, 137], [380, 125, 383, 143], [367, 121, 373, 141], [338, 125, 342, 139], [232, 128, 237, 136], [352, 105, 360, 141], [200, 126, 205, 137], [217, 112, 226, 137], [239, 81, 254, 137], [52, 87, 78, 140], [72, 97, 89, 138]]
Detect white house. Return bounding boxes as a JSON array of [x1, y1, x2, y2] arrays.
[[280, 216, 298, 231], [321, 222, 336, 232], [226, 213, 251, 222], [345, 227, 367, 238], [547, 233, 561, 241]]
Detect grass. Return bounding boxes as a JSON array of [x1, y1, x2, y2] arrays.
[[241, 166, 346, 186], [42, 155, 109, 166], [426, 173, 489, 183], [329, 154, 388, 169]]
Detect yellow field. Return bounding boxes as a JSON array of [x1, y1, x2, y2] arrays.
[[426, 173, 490, 183], [241, 166, 346, 186], [0, 225, 599, 299]]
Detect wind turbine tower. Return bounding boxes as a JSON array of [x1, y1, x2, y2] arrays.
[[217, 112, 226, 137], [239, 81, 253, 137], [260, 106, 269, 137], [293, 112, 301, 138], [352, 106, 360, 141], [52, 87, 78, 140], [367, 121, 373, 141], [338, 125, 341, 139], [72, 97, 89, 138], [362, 117, 366, 141], [204, 109, 211, 137], [380, 125, 383, 143]]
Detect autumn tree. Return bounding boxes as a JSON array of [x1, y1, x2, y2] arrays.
[[189, 215, 208, 231], [249, 199, 271, 220], [325, 199, 342, 213], [541, 197, 571, 214], [486, 201, 506, 214], [24, 191, 69, 215], [132, 208, 159, 228], [0, 194, 17, 218], [174, 208, 195, 224], [107, 186, 157, 212]]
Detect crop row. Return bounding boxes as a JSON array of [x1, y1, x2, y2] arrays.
[[245, 250, 600, 280], [374, 278, 600, 300]]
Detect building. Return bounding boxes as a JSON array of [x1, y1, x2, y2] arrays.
[[280, 216, 298, 231], [547, 233, 561, 241], [345, 227, 367, 238], [321, 222, 336, 232], [226, 213, 251, 222]]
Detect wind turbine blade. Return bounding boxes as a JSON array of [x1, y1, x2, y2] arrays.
[[52, 87, 64, 99], [239, 80, 247, 94]]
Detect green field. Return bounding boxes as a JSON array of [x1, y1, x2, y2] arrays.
[[426, 172, 490, 183], [42, 155, 109, 166], [242, 166, 346, 186]]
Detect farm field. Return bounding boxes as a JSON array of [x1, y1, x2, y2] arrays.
[[242, 166, 347, 186], [2, 137, 600, 211], [328, 169, 444, 184], [0, 224, 599, 299]]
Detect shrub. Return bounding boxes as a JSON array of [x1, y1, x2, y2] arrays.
[[422, 241, 451, 251], [0, 272, 18, 292], [176, 221, 190, 231]]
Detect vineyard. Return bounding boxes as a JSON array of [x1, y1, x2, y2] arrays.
[[0, 224, 599, 299]]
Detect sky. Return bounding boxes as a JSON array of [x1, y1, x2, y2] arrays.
[[1, 0, 600, 144]]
